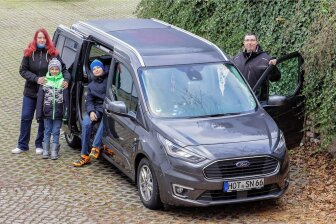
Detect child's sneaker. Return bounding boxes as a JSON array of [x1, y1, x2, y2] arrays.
[[89, 147, 100, 159], [73, 155, 90, 167]]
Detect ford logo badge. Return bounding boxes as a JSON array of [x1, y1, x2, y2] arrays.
[[236, 160, 250, 168]]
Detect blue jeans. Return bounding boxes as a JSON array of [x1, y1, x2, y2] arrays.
[[43, 119, 62, 144], [81, 114, 104, 156], [17, 96, 44, 151]]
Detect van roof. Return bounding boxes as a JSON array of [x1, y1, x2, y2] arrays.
[[72, 18, 228, 67]]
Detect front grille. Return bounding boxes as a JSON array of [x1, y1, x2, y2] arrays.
[[203, 156, 279, 179], [198, 184, 280, 201]]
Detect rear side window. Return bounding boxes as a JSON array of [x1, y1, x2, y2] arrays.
[[55, 34, 78, 70], [55, 35, 65, 53], [62, 38, 78, 69]]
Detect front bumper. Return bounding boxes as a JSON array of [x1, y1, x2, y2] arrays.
[[156, 157, 290, 207]]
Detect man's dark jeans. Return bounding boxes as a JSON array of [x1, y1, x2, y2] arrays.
[[17, 96, 44, 151]]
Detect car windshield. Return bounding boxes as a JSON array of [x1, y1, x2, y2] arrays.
[[139, 63, 257, 118]]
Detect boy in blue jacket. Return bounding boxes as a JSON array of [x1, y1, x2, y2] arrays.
[[73, 59, 107, 167], [36, 58, 69, 160]]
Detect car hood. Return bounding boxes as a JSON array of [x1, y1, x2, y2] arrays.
[[153, 110, 279, 148]]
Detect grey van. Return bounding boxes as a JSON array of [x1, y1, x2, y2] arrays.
[[53, 18, 304, 209]]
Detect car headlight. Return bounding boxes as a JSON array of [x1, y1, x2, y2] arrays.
[[274, 131, 287, 154], [157, 134, 206, 163]]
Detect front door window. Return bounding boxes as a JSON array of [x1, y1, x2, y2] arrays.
[[112, 63, 138, 115], [269, 56, 301, 96]]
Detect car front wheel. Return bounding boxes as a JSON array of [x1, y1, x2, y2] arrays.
[[64, 132, 81, 148], [137, 158, 163, 210]]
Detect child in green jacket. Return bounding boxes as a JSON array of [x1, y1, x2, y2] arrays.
[[36, 58, 69, 160]]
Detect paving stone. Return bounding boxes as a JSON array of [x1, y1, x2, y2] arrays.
[[0, 1, 335, 224]]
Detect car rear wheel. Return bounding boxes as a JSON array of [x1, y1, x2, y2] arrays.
[[137, 158, 163, 210], [64, 132, 81, 148]]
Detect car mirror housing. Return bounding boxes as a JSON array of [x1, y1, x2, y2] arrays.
[[267, 95, 287, 106], [108, 101, 127, 114]]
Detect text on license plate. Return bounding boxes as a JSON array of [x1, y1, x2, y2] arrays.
[[223, 178, 264, 192]]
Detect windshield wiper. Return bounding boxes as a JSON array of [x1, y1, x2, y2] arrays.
[[194, 112, 241, 118]]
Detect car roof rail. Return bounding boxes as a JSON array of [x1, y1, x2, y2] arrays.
[[59, 24, 86, 39]]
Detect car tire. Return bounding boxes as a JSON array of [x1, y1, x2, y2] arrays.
[[64, 132, 81, 148], [137, 158, 163, 210]]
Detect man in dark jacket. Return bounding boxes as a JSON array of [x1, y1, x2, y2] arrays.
[[233, 33, 280, 97], [73, 59, 108, 167]]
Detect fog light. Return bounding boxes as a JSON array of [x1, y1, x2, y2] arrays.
[[176, 187, 184, 194], [172, 184, 194, 198]]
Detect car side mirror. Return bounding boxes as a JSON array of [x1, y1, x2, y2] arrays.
[[268, 95, 287, 106], [107, 101, 127, 114], [105, 100, 140, 124]]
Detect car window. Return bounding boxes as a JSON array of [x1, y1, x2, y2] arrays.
[[55, 35, 78, 70], [139, 63, 257, 118], [89, 45, 109, 58], [55, 35, 65, 54], [112, 62, 138, 114], [85, 44, 112, 80], [62, 38, 78, 69]]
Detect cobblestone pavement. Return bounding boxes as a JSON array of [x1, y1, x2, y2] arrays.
[[0, 1, 335, 223]]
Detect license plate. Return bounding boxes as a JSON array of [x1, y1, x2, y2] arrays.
[[223, 178, 264, 192]]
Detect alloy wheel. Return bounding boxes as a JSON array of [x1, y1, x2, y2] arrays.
[[139, 164, 153, 202]]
